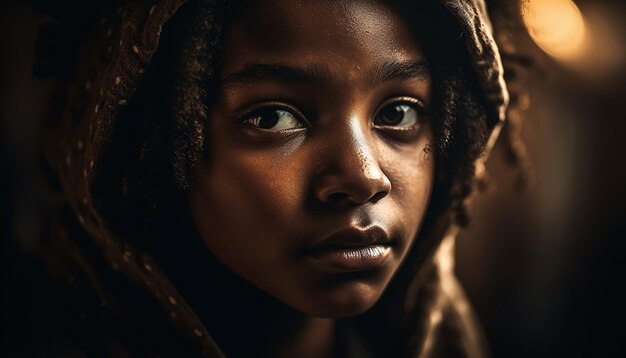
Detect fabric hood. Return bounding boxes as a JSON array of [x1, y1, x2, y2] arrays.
[[41, 0, 509, 356]]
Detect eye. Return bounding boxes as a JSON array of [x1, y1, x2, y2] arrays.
[[374, 102, 420, 128], [242, 107, 304, 131]]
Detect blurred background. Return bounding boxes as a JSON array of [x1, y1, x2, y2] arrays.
[[2, 0, 625, 356], [456, 0, 626, 356]]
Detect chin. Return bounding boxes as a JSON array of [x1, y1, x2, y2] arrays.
[[296, 279, 387, 318]]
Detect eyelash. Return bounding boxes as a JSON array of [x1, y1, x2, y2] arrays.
[[379, 96, 426, 113], [375, 97, 426, 123], [235, 97, 427, 134], [236, 103, 308, 126]]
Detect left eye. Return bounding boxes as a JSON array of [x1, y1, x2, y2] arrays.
[[243, 108, 303, 131], [374, 103, 419, 128]]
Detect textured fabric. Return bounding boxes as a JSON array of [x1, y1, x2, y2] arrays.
[[441, 0, 509, 157], [42, 1, 226, 356], [38, 0, 508, 356]]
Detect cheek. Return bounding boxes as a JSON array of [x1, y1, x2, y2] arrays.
[[383, 139, 435, 237], [190, 141, 306, 257]]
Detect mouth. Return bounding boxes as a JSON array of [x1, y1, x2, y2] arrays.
[[304, 226, 395, 272]]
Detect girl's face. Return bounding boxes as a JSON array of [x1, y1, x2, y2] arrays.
[[191, 0, 434, 318]]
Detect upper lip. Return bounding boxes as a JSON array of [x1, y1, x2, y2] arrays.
[[308, 226, 393, 251]]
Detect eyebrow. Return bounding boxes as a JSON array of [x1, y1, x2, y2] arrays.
[[221, 60, 430, 88], [222, 63, 332, 88], [369, 60, 431, 84]]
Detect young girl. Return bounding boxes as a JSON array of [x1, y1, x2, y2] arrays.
[[37, 0, 508, 356]]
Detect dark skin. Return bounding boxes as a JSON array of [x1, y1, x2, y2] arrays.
[[190, 0, 434, 356]]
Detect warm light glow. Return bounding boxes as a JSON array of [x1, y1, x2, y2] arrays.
[[521, 0, 587, 61]]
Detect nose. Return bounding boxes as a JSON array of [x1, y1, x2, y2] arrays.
[[314, 120, 391, 206]]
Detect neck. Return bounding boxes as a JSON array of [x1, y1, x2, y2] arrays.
[[150, 206, 336, 357], [186, 252, 336, 358], [160, 234, 335, 358]]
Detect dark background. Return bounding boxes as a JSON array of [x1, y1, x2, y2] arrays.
[[2, 0, 625, 356]]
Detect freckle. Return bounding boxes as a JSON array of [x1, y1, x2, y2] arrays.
[[168, 296, 177, 305]]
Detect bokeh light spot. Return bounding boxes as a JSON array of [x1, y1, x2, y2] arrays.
[[521, 0, 587, 62]]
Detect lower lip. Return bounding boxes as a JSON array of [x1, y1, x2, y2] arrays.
[[306, 245, 392, 272]]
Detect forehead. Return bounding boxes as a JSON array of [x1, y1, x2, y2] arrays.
[[221, 0, 424, 74]]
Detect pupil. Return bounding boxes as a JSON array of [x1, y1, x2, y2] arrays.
[[259, 110, 280, 128], [381, 105, 404, 125]]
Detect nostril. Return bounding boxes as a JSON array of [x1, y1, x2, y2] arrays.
[[324, 190, 387, 205], [370, 191, 387, 203], [327, 192, 349, 205]]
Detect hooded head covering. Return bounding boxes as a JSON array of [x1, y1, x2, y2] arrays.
[[40, 0, 508, 356]]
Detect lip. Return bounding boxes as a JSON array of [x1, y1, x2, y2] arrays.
[[304, 226, 394, 272]]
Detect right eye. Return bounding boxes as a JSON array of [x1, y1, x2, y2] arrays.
[[242, 107, 304, 131]]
